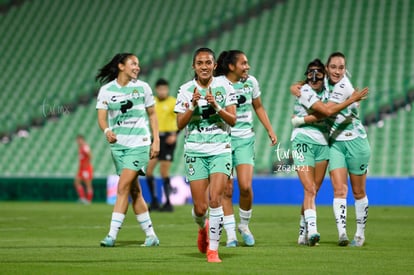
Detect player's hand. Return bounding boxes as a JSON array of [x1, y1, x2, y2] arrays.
[[290, 82, 303, 97], [150, 138, 160, 159], [268, 131, 278, 146], [351, 87, 369, 102], [191, 87, 201, 107], [105, 130, 117, 144]]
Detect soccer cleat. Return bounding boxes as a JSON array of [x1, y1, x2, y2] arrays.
[[78, 198, 90, 205], [308, 233, 320, 247], [298, 228, 308, 245], [226, 239, 238, 248], [100, 235, 115, 247], [197, 219, 209, 253], [141, 235, 160, 247], [350, 235, 365, 247], [160, 203, 174, 212], [207, 249, 222, 263], [338, 233, 349, 246], [238, 225, 255, 246], [149, 201, 160, 211], [298, 235, 308, 245]]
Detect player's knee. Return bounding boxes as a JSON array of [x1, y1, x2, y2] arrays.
[[193, 203, 208, 216]]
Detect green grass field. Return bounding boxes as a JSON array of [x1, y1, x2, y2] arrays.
[[0, 202, 413, 274]]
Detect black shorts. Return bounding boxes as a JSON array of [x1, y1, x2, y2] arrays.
[[158, 132, 177, 161]]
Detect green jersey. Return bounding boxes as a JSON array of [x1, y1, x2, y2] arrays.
[[231, 75, 261, 139], [291, 83, 330, 145], [174, 76, 237, 157], [96, 79, 155, 149], [325, 76, 367, 141]]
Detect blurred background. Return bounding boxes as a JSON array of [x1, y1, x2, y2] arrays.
[[0, 0, 413, 203]]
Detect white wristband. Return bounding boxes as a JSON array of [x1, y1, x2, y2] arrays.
[[214, 105, 222, 112], [291, 117, 305, 127], [188, 104, 195, 111], [104, 128, 110, 134]]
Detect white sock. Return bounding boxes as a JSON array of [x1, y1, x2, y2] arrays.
[[208, 206, 224, 251], [192, 208, 207, 228], [108, 212, 125, 239], [239, 208, 252, 229], [223, 214, 237, 242], [304, 209, 317, 236], [136, 211, 155, 237], [355, 196, 369, 237], [299, 214, 306, 236], [333, 198, 347, 237]]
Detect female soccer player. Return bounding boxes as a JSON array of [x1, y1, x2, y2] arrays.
[[214, 50, 277, 247], [290, 58, 368, 246], [174, 47, 237, 263], [74, 134, 94, 204], [292, 52, 370, 247], [96, 53, 160, 248]]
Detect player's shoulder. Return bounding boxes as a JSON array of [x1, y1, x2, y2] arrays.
[[178, 79, 194, 92], [99, 79, 116, 90], [213, 75, 229, 85], [335, 75, 353, 90], [300, 83, 314, 94], [245, 75, 259, 85], [131, 79, 151, 89]]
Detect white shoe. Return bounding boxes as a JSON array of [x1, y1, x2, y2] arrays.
[[350, 235, 365, 247], [238, 225, 255, 246]]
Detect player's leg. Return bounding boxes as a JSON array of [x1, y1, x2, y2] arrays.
[[235, 164, 255, 247], [74, 174, 87, 203], [145, 157, 159, 210], [207, 172, 227, 262], [186, 156, 210, 254], [84, 167, 94, 202], [101, 168, 137, 247], [329, 141, 350, 246], [159, 160, 173, 211], [206, 153, 231, 262], [347, 137, 371, 247], [130, 178, 159, 246], [222, 176, 237, 247]]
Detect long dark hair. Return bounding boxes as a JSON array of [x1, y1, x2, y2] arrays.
[[96, 53, 135, 84], [214, 50, 244, 76], [192, 47, 215, 79]]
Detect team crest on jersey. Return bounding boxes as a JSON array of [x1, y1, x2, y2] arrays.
[[188, 164, 195, 176], [215, 91, 224, 103], [131, 89, 140, 99], [242, 83, 253, 93]]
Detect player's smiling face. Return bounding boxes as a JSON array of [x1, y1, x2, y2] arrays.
[[231, 54, 250, 80], [326, 56, 346, 84], [193, 51, 216, 84], [120, 55, 140, 80]]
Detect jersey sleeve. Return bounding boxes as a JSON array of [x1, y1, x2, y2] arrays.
[[249, 76, 262, 99], [298, 85, 320, 109], [143, 83, 155, 108], [96, 88, 109, 110], [174, 85, 190, 113], [329, 77, 354, 104], [225, 82, 237, 107]]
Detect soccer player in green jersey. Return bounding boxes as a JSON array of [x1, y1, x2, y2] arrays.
[[214, 50, 277, 248], [291, 52, 370, 247], [174, 48, 237, 263], [291, 59, 368, 246], [96, 53, 160, 248]]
